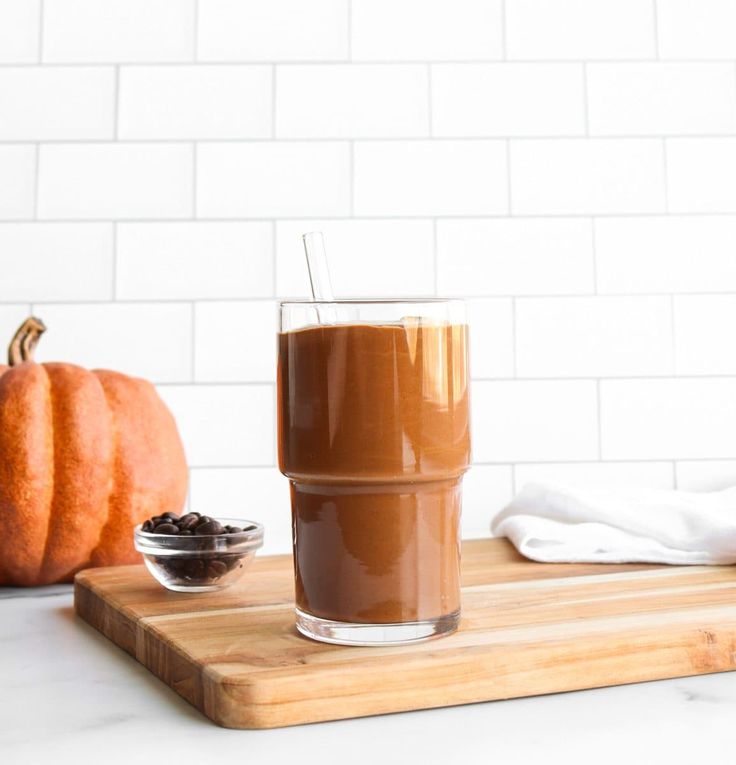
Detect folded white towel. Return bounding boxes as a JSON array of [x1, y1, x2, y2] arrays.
[[491, 483, 736, 565]]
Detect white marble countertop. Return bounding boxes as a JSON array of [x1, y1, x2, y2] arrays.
[[2, 585, 735, 765]]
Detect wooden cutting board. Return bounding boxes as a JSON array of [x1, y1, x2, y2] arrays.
[[74, 538, 736, 729]]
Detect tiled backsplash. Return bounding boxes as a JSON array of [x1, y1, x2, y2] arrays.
[[2, 0, 736, 553]]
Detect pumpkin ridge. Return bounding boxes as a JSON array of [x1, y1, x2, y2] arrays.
[[0, 362, 54, 585], [40, 364, 113, 584], [88, 377, 121, 568], [37, 364, 56, 582]]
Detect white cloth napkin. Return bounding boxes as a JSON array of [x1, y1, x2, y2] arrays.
[[491, 482, 736, 565]]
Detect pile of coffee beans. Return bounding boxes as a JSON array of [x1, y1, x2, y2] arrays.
[[141, 511, 247, 537], [139, 511, 256, 586]]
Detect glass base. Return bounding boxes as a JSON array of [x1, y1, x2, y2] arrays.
[[295, 608, 460, 646]]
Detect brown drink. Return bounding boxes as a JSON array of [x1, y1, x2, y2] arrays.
[[278, 301, 470, 645]]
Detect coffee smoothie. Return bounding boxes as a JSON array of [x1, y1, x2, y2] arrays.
[[278, 314, 470, 638]]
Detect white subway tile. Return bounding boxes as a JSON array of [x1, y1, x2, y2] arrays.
[[38, 144, 192, 220], [119, 66, 271, 140], [0, 224, 112, 301], [117, 222, 273, 300], [601, 379, 736, 459], [0, 0, 40, 63], [195, 301, 277, 383], [352, 0, 502, 61], [0, 305, 34, 345], [197, 142, 350, 219], [43, 0, 195, 62], [588, 64, 736, 136], [658, 0, 736, 60], [595, 217, 736, 294], [157, 384, 274, 467], [675, 461, 736, 491], [276, 65, 429, 139], [472, 380, 599, 462], [436, 218, 594, 296], [515, 462, 674, 491], [33, 303, 192, 383], [511, 139, 665, 215], [468, 298, 514, 379], [432, 64, 585, 137], [506, 0, 655, 60], [0, 67, 114, 140], [515, 297, 673, 378], [190, 467, 291, 554], [0, 145, 35, 220], [462, 465, 513, 538], [354, 140, 507, 216], [198, 0, 348, 62], [275, 219, 434, 298], [667, 138, 736, 214], [674, 295, 736, 375]]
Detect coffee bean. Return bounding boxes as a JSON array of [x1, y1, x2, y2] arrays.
[[162, 511, 180, 521], [196, 515, 213, 527], [179, 529, 193, 536], [206, 560, 228, 578], [178, 513, 199, 531], [195, 520, 224, 536], [153, 523, 179, 535], [184, 558, 205, 578], [142, 520, 153, 532], [228, 526, 243, 534]]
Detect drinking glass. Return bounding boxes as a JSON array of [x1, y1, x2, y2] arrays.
[[278, 299, 470, 646]]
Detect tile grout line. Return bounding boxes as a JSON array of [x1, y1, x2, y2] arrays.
[[9, 212, 736, 223], [347, 0, 352, 60], [349, 140, 355, 216], [6, 135, 736, 145], [432, 218, 438, 295], [596, 378, 603, 460], [505, 138, 513, 215], [670, 293, 678, 375], [192, 0, 199, 61], [8, 58, 736, 66], [111, 221, 118, 299], [113, 65, 120, 139], [191, 142, 197, 218], [14, 291, 736, 304], [427, 64, 433, 137], [14, 211, 736, 227], [271, 64, 277, 138], [37, 0, 45, 63], [271, 220, 278, 298], [33, 143, 40, 220], [510, 296, 517, 378], [590, 218, 598, 293], [190, 301, 196, 382], [661, 138, 670, 212], [582, 63, 590, 136], [500, 0, 507, 60]]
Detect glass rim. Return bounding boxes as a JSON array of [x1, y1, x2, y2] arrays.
[[279, 297, 465, 307]]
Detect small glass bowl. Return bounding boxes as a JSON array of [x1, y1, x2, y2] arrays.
[[134, 518, 264, 593]]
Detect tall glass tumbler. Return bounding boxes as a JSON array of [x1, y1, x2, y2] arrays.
[[277, 299, 471, 646]]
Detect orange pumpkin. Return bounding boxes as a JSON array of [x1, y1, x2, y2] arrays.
[[0, 317, 188, 586]]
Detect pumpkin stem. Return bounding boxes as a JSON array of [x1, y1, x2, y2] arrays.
[[8, 317, 47, 366]]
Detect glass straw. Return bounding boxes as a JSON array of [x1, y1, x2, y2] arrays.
[[302, 231, 334, 301], [302, 231, 335, 323]]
